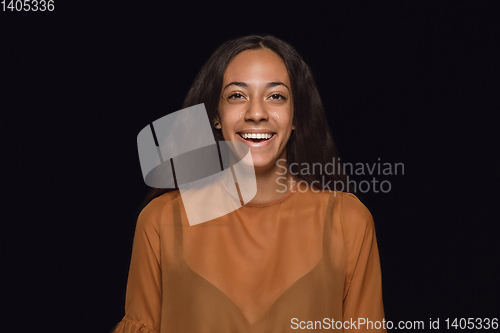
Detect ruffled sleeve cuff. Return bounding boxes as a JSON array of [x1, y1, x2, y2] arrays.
[[111, 320, 159, 333]]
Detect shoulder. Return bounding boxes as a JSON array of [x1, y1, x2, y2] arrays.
[[334, 192, 375, 239], [136, 190, 183, 231], [298, 188, 374, 229]]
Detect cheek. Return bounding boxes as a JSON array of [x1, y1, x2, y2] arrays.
[[272, 105, 293, 125], [282, 112, 294, 130], [219, 122, 231, 138], [218, 117, 237, 140]]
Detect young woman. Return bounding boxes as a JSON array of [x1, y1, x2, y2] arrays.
[[111, 35, 386, 332]]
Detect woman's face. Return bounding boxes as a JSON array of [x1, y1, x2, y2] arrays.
[[216, 49, 295, 173]]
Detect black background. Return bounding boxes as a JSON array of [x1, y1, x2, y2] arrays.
[[2, 1, 499, 332]]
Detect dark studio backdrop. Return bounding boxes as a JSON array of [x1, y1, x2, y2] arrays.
[[2, 1, 498, 332]]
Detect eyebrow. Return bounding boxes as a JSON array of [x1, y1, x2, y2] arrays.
[[223, 81, 290, 92]]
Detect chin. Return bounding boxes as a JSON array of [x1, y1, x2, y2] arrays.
[[250, 158, 278, 171]]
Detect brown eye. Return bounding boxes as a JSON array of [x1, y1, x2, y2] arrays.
[[269, 94, 287, 101], [228, 93, 245, 100]]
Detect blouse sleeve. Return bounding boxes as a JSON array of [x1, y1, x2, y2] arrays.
[[341, 193, 386, 332], [111, 200, 162, 333]]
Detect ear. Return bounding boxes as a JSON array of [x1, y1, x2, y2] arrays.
[[292, 124, 296, 130], [213, 116, 222, 129]]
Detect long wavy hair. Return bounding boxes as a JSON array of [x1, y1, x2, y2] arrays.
[[139, 35, 349, 212]]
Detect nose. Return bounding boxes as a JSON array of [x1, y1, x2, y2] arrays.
[[245, 99, 269, 123]]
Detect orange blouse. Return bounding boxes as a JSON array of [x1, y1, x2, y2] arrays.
[[111, 183, 386, 332]]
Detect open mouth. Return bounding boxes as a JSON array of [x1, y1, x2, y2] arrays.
[[238, 133, 275, 143]]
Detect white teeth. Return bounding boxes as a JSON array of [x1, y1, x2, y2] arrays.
[[241, 133, 273, 139]]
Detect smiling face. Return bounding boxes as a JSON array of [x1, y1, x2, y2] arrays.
[[215, 49, 295, 174]]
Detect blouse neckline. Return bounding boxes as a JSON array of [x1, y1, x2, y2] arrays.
[[219, 176, 298, 208]]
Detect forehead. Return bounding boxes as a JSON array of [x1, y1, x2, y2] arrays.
[[223, 49, 290, 85]]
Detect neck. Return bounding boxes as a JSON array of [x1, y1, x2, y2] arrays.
[[247, 157, 295, 204]]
